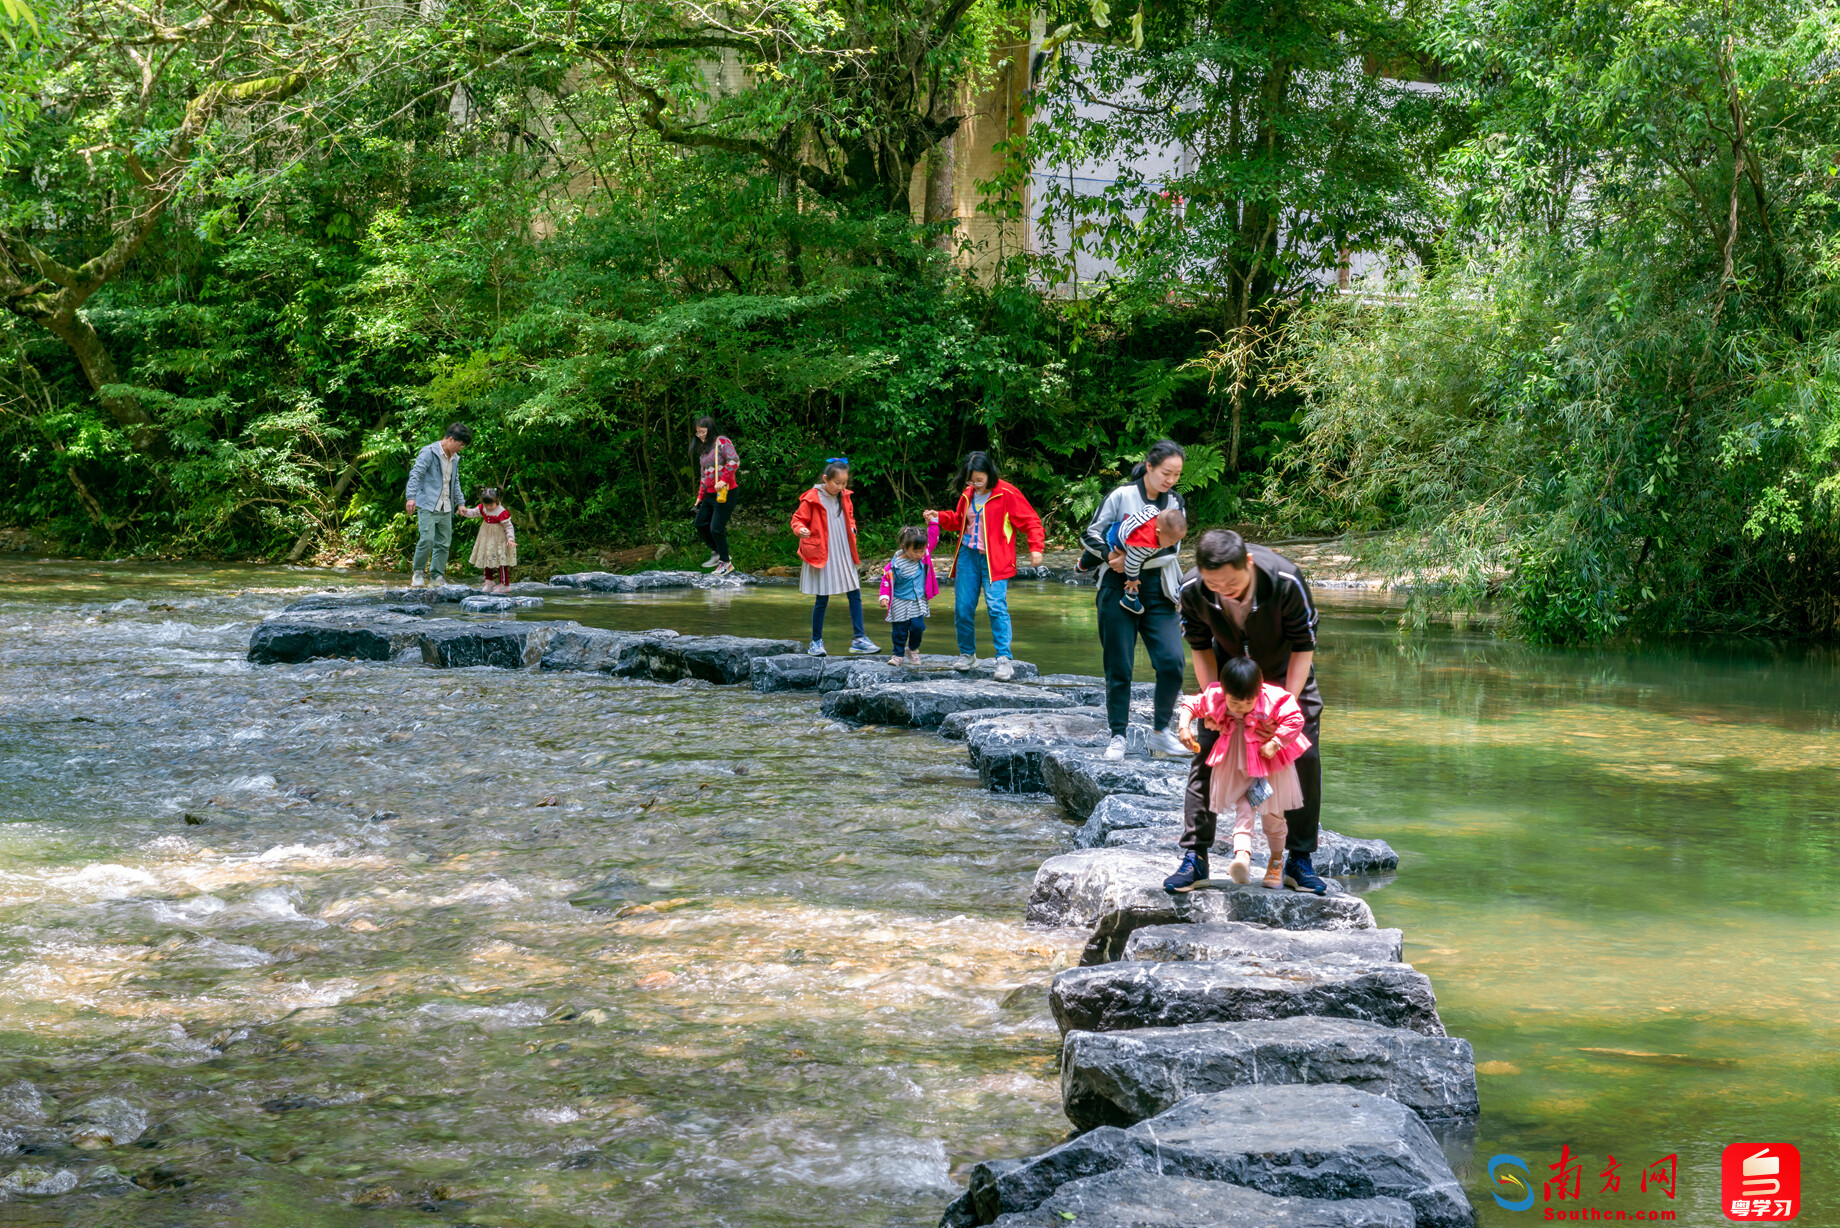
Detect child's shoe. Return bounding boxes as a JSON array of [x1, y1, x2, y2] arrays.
[[1074, 548, 1106, 573], [1118, 589, 1145, 616], [807, 639, 827, 657], [888, 655, 903, 666], [1228, 850, 1252, 884], [1284, 852, 1328, 896], [903, 649, 922, 667], [1162, 849, 1209, 893], [1261, 852, 1285, 890], [848, 635, 879, 654]]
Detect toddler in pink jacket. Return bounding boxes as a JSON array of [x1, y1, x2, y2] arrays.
[[877, 522, 939, 666], [1185, 654, 1313, 887]]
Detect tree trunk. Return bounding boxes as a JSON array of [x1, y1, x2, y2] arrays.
[[923, 85, 962, 247], [40, 306, 158, 452]]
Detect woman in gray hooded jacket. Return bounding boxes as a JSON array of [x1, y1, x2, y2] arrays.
[[1080, 439, 1189, 760]]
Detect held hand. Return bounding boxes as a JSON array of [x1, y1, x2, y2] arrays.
[[923, 510, 939, 524], [1262, 737, 1283, 759], [1028, 550, 1043, 566], [878, 596, 890, 608]]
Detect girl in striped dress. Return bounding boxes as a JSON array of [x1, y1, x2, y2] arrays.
[[877, 522, 939, 665]]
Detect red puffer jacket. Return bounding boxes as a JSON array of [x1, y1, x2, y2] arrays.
[[933, 480, 1046, 581]]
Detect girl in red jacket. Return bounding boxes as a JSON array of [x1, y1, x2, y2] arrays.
[[790, 460, 879, 657], [1181, 653, 1313, 891], [923, 451, 1045, 681]]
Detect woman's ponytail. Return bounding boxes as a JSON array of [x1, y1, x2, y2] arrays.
[[1129, 439, 1186, 483]]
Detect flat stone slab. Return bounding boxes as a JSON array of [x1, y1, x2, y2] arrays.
[[971, 1169, 1414, 1228], [539, 627, 679, 674], [960, 709, 1141, 793], [418, 619, 558, 669], [1060, 1017, 1479, 1131], [1049, 954, 1447, 1037], [1043, 748, 1189, 819], [1074, 793, 1184, 847], [944, 1085, 1472, 1228], [459, 594, 543, 612], [1027, 848, 1376, 964], [1124, 920, 1404, 964], [247, 612, 428, 663], [629, 634, 805, 684], [979, 1170, 1415, 1228], [821, 680, 1081, 729], [548, 569, 745, 592], [749, 655, 1042, 694]]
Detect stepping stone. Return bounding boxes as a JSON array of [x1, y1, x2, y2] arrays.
[[630, 635, 804, 684], [750, 656, 1043, 694], [1123, 920, 1404, 964], [548, 569, 711, 592], [247, 612, 428, 663], [960, 709, 1130, 793], [1074, 793, 1183, 847], [417, 619, 558, 669], [977, 1170, 1415, 1228], [942, 1085, 1473, 1228], [821, 680, 1081, 729], [459, 594, 543, 612], [1042, 748, 1188, 818], [1060, 1017, 1479, 1131], [1048, 954, 1447, 1036], [1027, 849, 1375, 964], [539, 627, 678, 674]]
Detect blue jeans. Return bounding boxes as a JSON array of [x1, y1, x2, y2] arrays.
[[953, 548, 1012, 657], [812, 590, 865, 642]]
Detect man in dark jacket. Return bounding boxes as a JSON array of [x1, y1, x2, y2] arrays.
[[1164, 527, 1328, 894]]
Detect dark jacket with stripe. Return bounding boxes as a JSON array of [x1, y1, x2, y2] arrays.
[[1178, 544, 1322, 721]]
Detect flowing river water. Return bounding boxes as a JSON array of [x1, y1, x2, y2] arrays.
[[0, 561, 1836, 1227]]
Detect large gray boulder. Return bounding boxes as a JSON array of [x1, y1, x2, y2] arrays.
[[749, 653, 828, 692], [1048, 954, 1447, 1037], [1124, 920, 1404, 964], [1043, 748, 1189, 818], [1060, 1017, 1479, 1131], [247, 612, 428, 664], [821, 680, 1081, 729], [630, 635, 805, 684], [943, 1085, 1472, 1228], [959, 709, 1131, 792], [539, 626, 678, 674], [1027, 849, 1376, 964], [1074, 793, 1184, 847], [981, 1170, 1415, 1228], [417, 619, 558, 669]]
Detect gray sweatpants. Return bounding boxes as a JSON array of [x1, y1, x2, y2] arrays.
[[414, 510, 453, 577]]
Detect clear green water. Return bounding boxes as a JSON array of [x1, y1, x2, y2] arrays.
[[0, 562, 1835, 1226]]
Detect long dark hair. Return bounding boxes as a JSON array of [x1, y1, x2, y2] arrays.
[[689, 416, 723, 462], [957, 450, 1001, 491], [1129, 439, 1185, 484]]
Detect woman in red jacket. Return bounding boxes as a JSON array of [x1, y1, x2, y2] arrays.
[[924, 451, 1045, 681], [790, 459, 879, 657]]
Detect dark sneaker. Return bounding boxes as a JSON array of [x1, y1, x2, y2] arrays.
[[1284, 852, 1328, 896], [1118, 589, 1145, 615], [1163, 849, 1209, 893]]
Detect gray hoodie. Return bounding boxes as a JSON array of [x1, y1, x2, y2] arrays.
[[1082, 479, 1186, 602]]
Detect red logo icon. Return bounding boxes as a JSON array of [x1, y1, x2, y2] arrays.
[[1723, 1145, 1800, 1221]]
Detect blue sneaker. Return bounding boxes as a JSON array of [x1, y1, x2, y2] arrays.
[[848, 635, 879, 654], [1284, 851, 1328, 896], [1162, 849, 1209, 893], [806, 639, 827, 657]]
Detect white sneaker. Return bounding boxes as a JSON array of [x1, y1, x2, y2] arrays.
[[1103, 735, 1127, 760], [410, 571, 427, 588], [700, 553, 721, 569], [993, 657, 1014, 681], [1147, 727, 1187, 757], [712, 561, 734, 576], [950, 654, 975, 671]]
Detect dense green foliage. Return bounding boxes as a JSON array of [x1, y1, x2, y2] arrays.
[[2, 0, 1836, 641]]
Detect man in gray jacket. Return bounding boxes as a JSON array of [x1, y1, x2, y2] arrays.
[[404, 423, 474, 586]]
